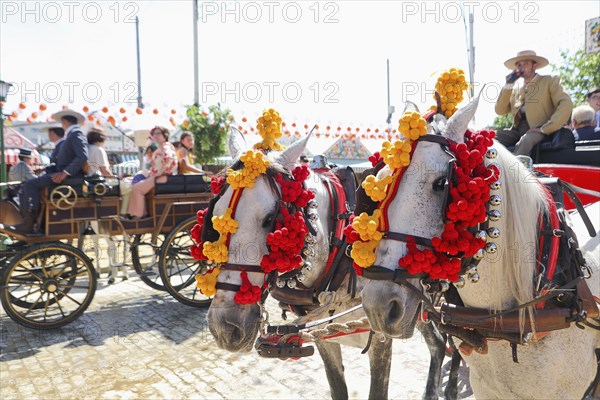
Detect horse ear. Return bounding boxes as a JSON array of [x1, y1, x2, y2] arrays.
[[445, 90, 482, 142], [276, 130, 313, 170], [402, 101, 420, 114], [228, 126, 247, 160]]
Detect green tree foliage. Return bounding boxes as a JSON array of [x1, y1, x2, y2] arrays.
[[491, 113, 513, 130], [182, 104, 234, 164], [552, 48, 600, 106]]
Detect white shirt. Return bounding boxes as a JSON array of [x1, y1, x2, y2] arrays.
[[87, 144, 109, 176]]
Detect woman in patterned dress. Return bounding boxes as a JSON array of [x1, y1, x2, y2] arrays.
[[127, 126, 178, 219]]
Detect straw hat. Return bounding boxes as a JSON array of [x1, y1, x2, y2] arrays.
[[504, 50, 549, 69], [52, 109, 85, 124]]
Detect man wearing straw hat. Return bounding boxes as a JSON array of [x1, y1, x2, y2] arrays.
[[7, 109, 88, 234], [495, 50, 573, 156]]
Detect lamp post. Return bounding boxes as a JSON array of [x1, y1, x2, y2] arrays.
[[0, 80, 13, 184]]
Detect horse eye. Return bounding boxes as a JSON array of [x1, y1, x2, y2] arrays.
[[432, 177, 446, 192], [262, 215, 275, 229]]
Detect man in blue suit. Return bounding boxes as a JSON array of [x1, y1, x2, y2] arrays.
[[8, 109, 88, 234]]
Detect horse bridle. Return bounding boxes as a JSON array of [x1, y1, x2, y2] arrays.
[[202, 169, 309, 306], [361, 133, 490, 287]]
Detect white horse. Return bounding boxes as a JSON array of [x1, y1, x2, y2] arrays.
[[206, 129, 459, 399], [360, 95, 600, 398]]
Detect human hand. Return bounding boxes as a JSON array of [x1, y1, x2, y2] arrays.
[[505, 69, 522, 84], [51, 171, 68, 184]]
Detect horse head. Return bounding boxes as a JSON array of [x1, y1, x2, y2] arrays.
[[360, 93, 547, 338], [206, 128, 331, 352]]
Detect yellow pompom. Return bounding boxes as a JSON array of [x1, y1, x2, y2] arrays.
[[351, 239, 380, 268], [362, 175, 393, 202], [352, 210, 384, 241], [380, 139, 413, 169], [195, 267, 221, 297]]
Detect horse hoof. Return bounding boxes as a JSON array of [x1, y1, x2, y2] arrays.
[[122, 276, 129, 281], [108, 277, 115, 285]]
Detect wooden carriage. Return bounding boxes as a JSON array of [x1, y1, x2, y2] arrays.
[[0, 174, 213, 329]]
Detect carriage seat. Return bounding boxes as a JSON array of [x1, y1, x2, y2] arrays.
[[154, 174, 211, 195]]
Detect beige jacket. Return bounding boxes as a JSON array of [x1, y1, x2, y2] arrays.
[[495, 74, 573, 134]]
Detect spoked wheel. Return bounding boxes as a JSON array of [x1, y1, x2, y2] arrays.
[[131, 233, 166, 291], [0, 242, 97, 329], [159, 216, 212, 307]]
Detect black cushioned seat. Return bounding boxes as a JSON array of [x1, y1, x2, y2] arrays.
[[155, 174, 211, 195]]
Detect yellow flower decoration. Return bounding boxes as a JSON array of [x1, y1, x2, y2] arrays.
[[362, 175, 394, 202], [203, 237, 229, 263], [254, 108, 284, 151], [226, 150, 270, 189], [352, 210, 384, 242], [212, 208, 238, 235], [351, 239, 380, 268], [195, 267, 221, 297], [434, 67, 468, 118], [398, 111, 427, 140], [380, 140, 413, 170]]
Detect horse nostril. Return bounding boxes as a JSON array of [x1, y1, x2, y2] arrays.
[[387, 300, 403, 324]]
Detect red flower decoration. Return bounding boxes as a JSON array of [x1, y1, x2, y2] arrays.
[[276, 165, 315, 207], [211, 176, 226, 194], [369, 152, 383, 167], [233, 271, 262, 304], [261, 208, 308, 273]]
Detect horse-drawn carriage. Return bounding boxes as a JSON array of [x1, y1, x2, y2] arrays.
[[0, 173, 213, 329]]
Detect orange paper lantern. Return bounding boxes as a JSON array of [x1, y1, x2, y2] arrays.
[[18, 103, 26, 109], [83, 106, 90, 113], [136, 108, 143, 115], [39, 104, 47, 111], [102, 107, 109, 113], [153, 109, 158, 115], [171, 109, 176, 115], [119, 107, 126, 114]]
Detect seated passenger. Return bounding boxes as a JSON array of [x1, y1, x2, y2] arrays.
[[7, 109, 88, 234], [177, 132, 203, 174], [87, 126, 112, 177], [127, 126, 177, 219], [572, 105, 599, 141], [6, 148, 36, 201]]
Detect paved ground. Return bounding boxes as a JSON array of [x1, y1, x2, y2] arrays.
[[1, 270, 474, 399]]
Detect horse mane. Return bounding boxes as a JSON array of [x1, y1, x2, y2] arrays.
[[487, 144, 548, 328]]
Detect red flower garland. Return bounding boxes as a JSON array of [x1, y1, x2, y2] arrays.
[[261, 208, 308, 274], [276, 165, 315, 207], [233, 271, 262, 304], [396, 129, 497, 281]]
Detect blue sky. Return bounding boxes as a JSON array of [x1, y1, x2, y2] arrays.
[[1, 1, 598, 132]]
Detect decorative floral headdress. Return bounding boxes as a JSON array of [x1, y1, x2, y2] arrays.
[[347, 68, 499, 282], [190, 109, 314, 304]]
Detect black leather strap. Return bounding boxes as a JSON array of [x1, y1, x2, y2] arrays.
[[215, 282, 241, 292], [560, 181, 597, 237], [220, 263, 264, 273]]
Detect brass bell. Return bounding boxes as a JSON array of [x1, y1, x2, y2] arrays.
[[296, 273, 307, 283], [454, 277, 466, 288], [485, 148, 497, 159], [302, 262, 313, 272], [466, 265, 478, 276], [475, 230, 488, 242], [308, 213, 319, 222], [487, 227, 501, 238], [287, 279, 297, 289], [473, 248, 485, 260], [469, 273, 480, 283], [276, 279, 286, 288], [308, 200, 319, 209], [489, 195, 502, 206], [305, 234, 316, 244], [485, 243, 498, 254], [303, 247, 315, 257], [488, 209, 501, 222], [489, 180, 502, 190]]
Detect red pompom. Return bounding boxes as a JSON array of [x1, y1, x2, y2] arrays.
[[234, 271, 262, 305]]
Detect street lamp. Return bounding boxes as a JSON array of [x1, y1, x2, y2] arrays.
[[0, 79, 13, 184]]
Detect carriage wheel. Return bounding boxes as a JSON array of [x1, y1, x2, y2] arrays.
[[159, 216, 212, 307], [131, 233, 166, 291], [0, 242, 97, 330]]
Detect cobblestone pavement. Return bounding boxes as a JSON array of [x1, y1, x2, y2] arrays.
[[1, 272, 474, 399]]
